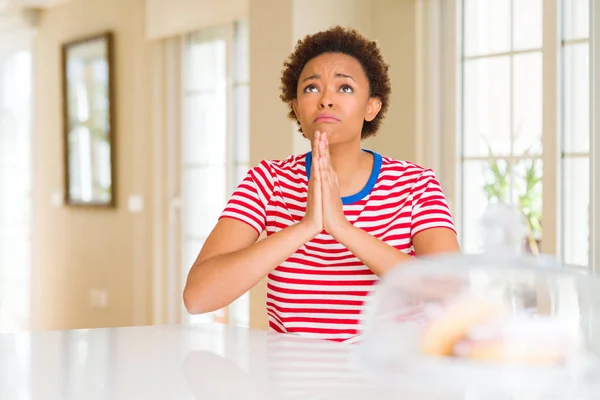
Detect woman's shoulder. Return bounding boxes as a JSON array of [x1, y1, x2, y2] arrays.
[[249, 153, 308, 177], [378, 154, 436, 180]]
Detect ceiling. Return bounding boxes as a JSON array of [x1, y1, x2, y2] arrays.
[[0, 0, 71, 11]]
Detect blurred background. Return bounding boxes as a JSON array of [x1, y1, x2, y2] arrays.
[[0, 0, 597, 336]]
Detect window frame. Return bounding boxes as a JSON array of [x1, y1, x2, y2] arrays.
[[591, 0, 600, 273], [180, 25, 231, 325], [420, 0, 597, 272], [163, 20, 250, 326]]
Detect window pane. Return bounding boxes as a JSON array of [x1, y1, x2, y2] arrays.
[[563, 43, 590, 153], [463, 57, 511, 156], [464, 0, 511, 56], [183, 238, 225, 325], [513, 52, 542, 155], [232, 84, 249, 164], [462, 159, 511, 253], [184, 91, 227, 165], [232, 164, 249, 194], [182, 31, 233, 328], [0, 51, 31, 332], [562, 157, 589, 267], [186, 40, 226, 91], [229, 291, 250, 327], [183, 238, 205, 279], [513, 0, 542, 50], [183, 166, 227, 238], [564, 0, 589, 41], [513, 159, 543, 252], [233, 20, 249, 83]]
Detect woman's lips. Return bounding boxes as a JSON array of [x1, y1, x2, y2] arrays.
[[314, 114, 340, 123]]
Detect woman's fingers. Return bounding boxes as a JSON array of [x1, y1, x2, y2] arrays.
[[319, 135, 331, 181]]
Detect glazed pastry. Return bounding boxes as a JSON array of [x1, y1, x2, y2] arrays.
[[419, 297, 503, 356], [420, 298, 580, 365], [452, 316, 578, 364]]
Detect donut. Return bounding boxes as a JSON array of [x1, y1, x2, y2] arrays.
[[420, 298, 503, 356]]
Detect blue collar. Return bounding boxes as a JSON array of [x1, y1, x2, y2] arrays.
[[305, 149, 382, 205]]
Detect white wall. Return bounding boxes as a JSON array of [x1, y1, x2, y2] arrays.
[[145, 0, 248, 40]]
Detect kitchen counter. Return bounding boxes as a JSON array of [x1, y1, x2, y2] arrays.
[[0, 323, 598, 399], [0, 323, 405, 400]]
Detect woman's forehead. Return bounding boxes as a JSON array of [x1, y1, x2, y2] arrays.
[[300, 53, 366, 79]]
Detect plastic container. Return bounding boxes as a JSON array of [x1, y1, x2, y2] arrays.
[[356, 205, 600, 398]]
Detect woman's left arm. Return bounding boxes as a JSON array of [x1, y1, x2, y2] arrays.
[[332, 225, 459, 277], [317, 135, 459, 276]]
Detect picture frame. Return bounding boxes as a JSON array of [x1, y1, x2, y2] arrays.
[[61, 31, 116, 207]]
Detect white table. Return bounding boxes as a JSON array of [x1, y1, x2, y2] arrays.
[[0, 323, 597, 399], [0, 324, 398, 400]]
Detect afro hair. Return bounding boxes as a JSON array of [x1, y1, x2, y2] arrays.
[[280, 26, 391, 139]]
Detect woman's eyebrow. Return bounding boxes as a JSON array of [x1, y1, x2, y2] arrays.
[[335, 73, 356, 82], [301, 74, 319, 82], [300, 73, 356, 83]]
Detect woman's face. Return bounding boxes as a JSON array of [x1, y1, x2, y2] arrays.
[[292, 52, 381, 145]]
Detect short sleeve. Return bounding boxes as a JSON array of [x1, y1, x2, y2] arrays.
[[409, 170, 456, 237], [219, 161, 274, 234]]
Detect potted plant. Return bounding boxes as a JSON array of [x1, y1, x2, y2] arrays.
[[482, 146, 542, 254]]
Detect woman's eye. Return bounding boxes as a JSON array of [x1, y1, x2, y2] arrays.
[[340, 85, 353, 93], [303, 84, 318, 93]]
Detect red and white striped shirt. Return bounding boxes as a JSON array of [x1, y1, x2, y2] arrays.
[[219, 150, 456, 342]]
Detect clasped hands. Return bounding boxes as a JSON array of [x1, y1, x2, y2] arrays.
[[302, 131, 352, 238]]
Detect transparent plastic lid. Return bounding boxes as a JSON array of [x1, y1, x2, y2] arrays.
[[355, 205, 600, 397]]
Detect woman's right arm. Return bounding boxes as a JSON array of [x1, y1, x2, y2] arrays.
[[183, 218, 319, 315], [184, 131, 325, 315]]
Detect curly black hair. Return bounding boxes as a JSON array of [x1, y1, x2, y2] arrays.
[[280, 26, 391, 139]]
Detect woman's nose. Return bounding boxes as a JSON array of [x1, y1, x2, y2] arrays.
[[319, 95, 334, 109]]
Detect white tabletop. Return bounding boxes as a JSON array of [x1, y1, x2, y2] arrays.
[[0, 323, 598, 399], [0, 323, 391, 400]]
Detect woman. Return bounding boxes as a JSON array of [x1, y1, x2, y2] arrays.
[[183, 26, 460, 342]]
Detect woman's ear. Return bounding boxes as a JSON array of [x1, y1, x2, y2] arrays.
[[364, 97, 382, 122], [292, 99, 299, 119]]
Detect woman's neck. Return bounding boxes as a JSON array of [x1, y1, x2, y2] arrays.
[[327, 140, 374, 195]]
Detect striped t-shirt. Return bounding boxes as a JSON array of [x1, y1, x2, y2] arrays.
[[219, 150, 456, 342]]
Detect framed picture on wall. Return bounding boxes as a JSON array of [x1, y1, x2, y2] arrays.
[[61, 31, 116, 207]]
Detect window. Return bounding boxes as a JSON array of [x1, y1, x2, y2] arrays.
[[561, 0, 590, 267], [180, 21, 250, 326], [0, 50, 32, 332], [459, 0, 543, 255], [455, 0, 595, 270]]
